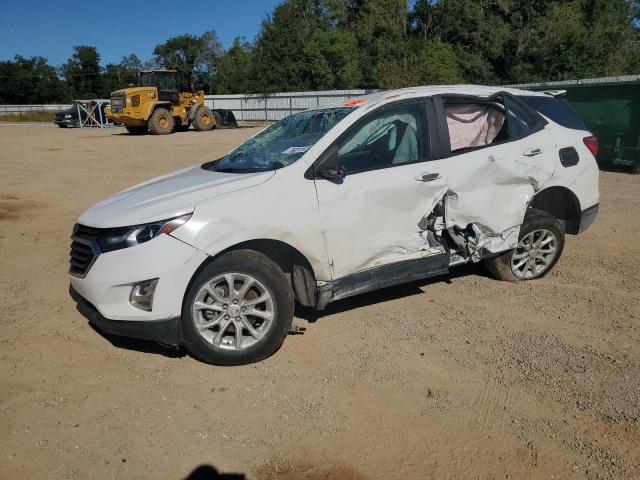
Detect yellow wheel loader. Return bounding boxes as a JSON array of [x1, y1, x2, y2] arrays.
[[105, 70, 237, 135]]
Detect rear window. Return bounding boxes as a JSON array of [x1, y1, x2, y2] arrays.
[[518, 96, 586, 130]]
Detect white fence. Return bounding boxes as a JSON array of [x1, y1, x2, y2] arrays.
[[205, 89, 375, 121], [0, 104, 72, 114], [0, 89, 375, 121]]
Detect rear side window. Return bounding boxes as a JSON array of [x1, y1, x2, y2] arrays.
[[444, 102, 506, 151], [519, 96, 586, 130], [442, 94, 543, 153]]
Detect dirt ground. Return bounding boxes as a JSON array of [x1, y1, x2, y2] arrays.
[[0, 123, 638, 480]]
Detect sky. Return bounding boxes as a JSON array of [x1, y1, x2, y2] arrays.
[[0, 0, 282, 66]]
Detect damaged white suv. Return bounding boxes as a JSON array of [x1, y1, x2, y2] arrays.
[[69, 86, 599, 365]]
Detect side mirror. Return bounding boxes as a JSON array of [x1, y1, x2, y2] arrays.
[[318, 166, 345, 182]]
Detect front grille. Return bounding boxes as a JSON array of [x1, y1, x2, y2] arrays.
[[110, 92, 125, 113], [69, 224, 101, 277]]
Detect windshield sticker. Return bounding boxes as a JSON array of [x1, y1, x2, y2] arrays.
[[281, 146, 311, 155]]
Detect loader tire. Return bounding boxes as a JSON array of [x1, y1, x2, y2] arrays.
[[148, 108, 174, 135], [192, 106, 215, 132]]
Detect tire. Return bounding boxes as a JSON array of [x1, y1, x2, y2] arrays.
[[485, 208, 565, 282], [182, 250, 294, 366], [213, 110, 223, 128], [125, 125, 147, 135], [147, 108, 174, 135], [192, 106, 215, 131], [57, 124, 67, 128]]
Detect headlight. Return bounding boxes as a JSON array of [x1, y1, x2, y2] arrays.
[[64, 114, 72, 118], [97, 213, 192, 252], [131, 95, 140, 107]]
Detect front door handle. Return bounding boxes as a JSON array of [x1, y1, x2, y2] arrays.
[[524, 147, 543, 157], [416, 172, 441, 182]]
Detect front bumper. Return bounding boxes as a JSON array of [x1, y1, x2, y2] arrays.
[[69, 233, 208, 321], [70, 286, 182, 345], [106, 109, 146, 127], [577, 203, 599, 234], [54, 118, 76, 126]]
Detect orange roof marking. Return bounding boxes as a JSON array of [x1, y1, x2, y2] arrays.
[[343, 98, 368, 107]]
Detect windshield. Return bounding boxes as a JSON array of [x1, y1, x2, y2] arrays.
[[140, 73, 177, 90], [208, 107, 354, 173], [140, 73, 155, 87]]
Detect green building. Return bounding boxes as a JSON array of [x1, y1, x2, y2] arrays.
[[513, 75, 639, 174]]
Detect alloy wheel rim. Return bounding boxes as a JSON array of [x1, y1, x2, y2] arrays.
[[510, 229, 558, 279], [192, 273, 274, 350]]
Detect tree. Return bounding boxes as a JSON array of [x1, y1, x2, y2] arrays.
[[0, 55, 67, 103], [102, 54, 143, 96], [518, 0, 640, 81], [61, 46, 102, 99], [250, 0, 331, 92], [215, 37, 254, 93], [153, 31, 223, 92], [376, 40, 463, 88], [304, 27, 363, 89], [200, 31, 224, 93]]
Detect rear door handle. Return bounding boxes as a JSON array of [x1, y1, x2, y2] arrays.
[[416, 172, 441, 182], [523, 147, 543, 157]]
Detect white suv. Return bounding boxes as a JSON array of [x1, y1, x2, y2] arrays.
[[69, 86, 600, 365]]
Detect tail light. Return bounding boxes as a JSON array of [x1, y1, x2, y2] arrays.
[[583, 135, 599, 157]]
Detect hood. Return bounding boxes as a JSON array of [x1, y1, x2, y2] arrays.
[[78, 165, 275, 228]]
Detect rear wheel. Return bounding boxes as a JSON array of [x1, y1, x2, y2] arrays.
[[192, 106, 215, 131], [148, 108, 174, 135], [182, 250, 294, 366], [485, 208, 565, 282], [125, 125, 147, 135]]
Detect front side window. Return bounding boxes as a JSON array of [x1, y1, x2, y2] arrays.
[[337, 102, 427, 173], [208, 108, 354, 173]]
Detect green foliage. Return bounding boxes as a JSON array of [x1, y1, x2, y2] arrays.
[[0, 55, 68, 103], [153, 31, 223, 91], [215, 38, 254, 94], [102, 54, 143, 96], [1, 0, 639, 103], [62, 46, 102, 99]]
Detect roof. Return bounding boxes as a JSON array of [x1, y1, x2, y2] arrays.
[[320, 84, 548, 111]]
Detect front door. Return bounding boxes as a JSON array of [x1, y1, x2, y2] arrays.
[[312, 100, 449, 280]]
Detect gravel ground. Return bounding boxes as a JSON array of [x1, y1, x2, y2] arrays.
[[0, 124, 638, 480]]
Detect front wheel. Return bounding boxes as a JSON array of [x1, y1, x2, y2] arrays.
[[485, 208, 565, 282], [182, 250, 294, 366], [192, 106, 215, 131], [148, 108, 174, 135]]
